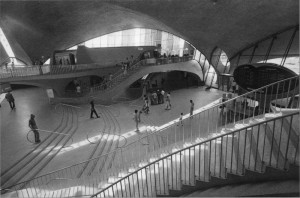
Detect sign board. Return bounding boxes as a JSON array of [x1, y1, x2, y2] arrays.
[[46, 89, 54, 98]]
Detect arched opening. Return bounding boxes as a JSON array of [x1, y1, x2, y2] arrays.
[[65, 75, 104, 94], [122, 71, 203, 101]]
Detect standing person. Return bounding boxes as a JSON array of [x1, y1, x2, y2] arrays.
[[123, 63, 127, 75], [157, 90, 162, 104], [147, 80, 150, 90], [143, 99, 150, 114], [90, 100, 100, 119], [29, 114, 41, 143], [177, 113, 184, 126], [130, 55, 134, 65], [161, 89, 165, 103], [165, 92, 171, 110], [152, 91, 158, 105], [5, 91, 15, 110], [76, 85, 81, 95], [138, 110, 142, 122], [232, 80, 237, 93], [142, 85, 147, 98], [143, 94, 148, 102], [134, 110, 139, 132], [109, 73, 113, 81], [190, 100, 194, 117]]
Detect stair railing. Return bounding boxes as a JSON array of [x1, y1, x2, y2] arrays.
[[3, 76, 298, 197], [89, 55, 193, 94], [93, 111, 299, 197]]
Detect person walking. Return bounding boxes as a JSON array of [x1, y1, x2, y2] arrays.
[[134, 110, 140, 132], [5, 91, 15, 110], [90, 100, 100, 119], [29, 114, 41, 143], [165, 92, 171, 110], [190, 100, 194, 117]]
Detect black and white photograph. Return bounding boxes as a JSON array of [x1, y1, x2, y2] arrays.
[[0, 0, 299, 197]]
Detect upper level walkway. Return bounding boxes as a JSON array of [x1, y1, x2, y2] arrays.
[[0, 56, 194, 83], [0, 63, 118, 82]]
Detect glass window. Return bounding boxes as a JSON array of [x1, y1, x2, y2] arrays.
[[194, 50, 200, 61], [220, 51, 229, 66], [63, 28, 208, 65], [100, 35, 108, 47], [114, 31, 122, 47], [67, 46, 77, 50], [0, 27, 15, 57], [107, 33, 115, 47]]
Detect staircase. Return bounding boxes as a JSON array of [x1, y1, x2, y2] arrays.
[[1, 76, 299, 197], [50, 56, 194, 104], [92, 111, 299, 197]]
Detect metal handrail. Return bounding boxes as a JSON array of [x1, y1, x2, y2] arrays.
[[4, 75, 299, 196], [54, 75, 298, 164], [46, 178, 72, 185], [89, 56, 193, 93], [0, 61, 123, 80], [93, 111, 299, 196]]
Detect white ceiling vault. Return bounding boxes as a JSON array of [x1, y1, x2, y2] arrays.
[[0, 0, 298, 61]]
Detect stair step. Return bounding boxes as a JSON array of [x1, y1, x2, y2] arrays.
[[264, 122, 286, 169], [194, 144, 210, 182], [244, 126, 265, 172]]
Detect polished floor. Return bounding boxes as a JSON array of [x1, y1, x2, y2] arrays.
[[0, 86, 222, 186]]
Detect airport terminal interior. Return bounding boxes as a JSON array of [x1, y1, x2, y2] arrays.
[[0, 0, 299, 197]]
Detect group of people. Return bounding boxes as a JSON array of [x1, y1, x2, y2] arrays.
[[148, 90, 171, 110], [132, 91, 194, 132], [118, 55, 135, 75], [150, 89, 165, 105]]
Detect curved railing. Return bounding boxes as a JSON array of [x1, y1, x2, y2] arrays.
[[93, 111, 299, 197], [0, 60, 126, 80], [63, 55, 194, 97], [2, 76, 299, 197]]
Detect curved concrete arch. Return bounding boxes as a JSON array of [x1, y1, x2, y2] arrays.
[[93, 60, 203, 101], [10, 81, 60, 97]]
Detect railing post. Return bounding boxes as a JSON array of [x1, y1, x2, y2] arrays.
[[284, 115, 293, 169]]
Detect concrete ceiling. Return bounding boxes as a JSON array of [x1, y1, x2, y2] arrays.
[[0, 0, 298, 62]]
